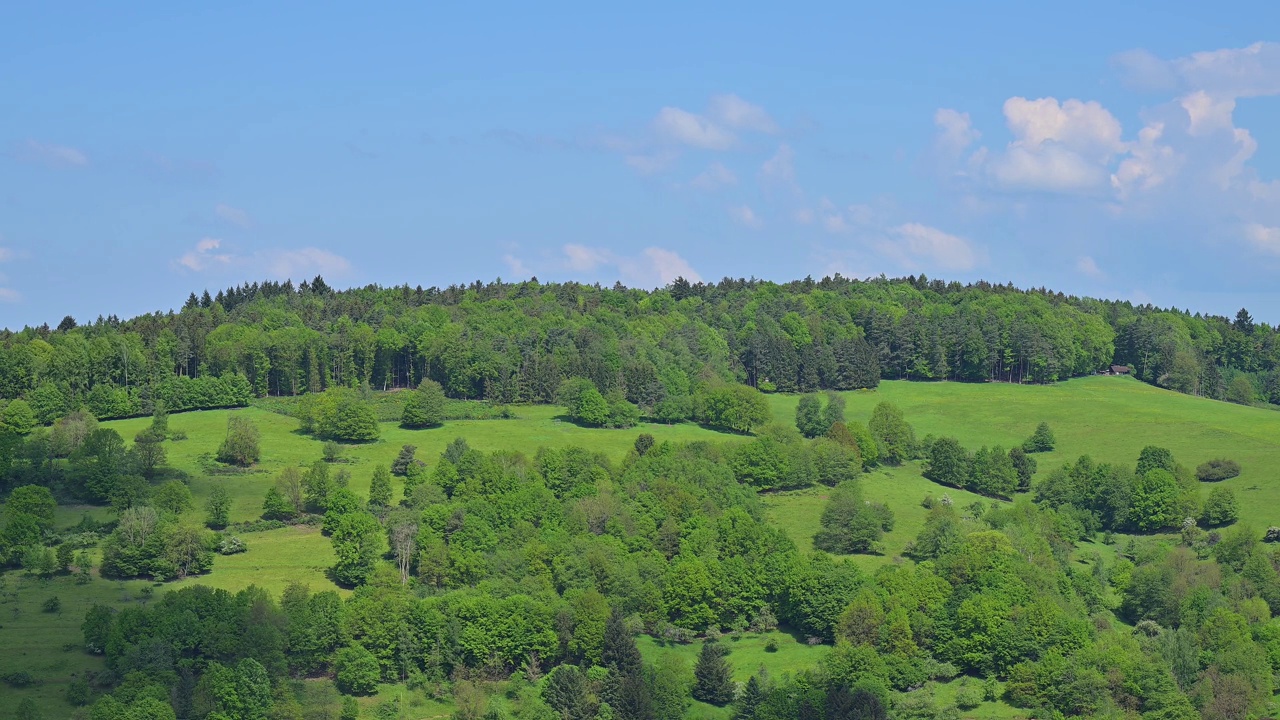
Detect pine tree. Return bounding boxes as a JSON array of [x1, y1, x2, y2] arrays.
[[391, 445, 418, 476], [692, 641, 735, 706]]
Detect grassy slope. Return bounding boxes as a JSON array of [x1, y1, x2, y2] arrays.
[[6, 375, 1279, 715]]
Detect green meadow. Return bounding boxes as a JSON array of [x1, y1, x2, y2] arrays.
[[6, 374, 1280, 716]]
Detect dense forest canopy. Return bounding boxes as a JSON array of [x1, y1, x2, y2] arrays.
[[0, 274, 1276, 424]]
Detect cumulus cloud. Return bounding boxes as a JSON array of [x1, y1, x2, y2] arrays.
[[215, 204, 252, 228], [982, 97, 1127, 193], [653, 107, 735, 150], [559, 245, 701, 286], [689, 162, 738, 190], [175, 239, 351, 278], [729, 205, 763, 228], [1076, 255, 1105, 278], [15, 139, 89, 168]]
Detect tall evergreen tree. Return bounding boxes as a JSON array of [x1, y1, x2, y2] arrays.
[[602, 609, 650, 720], [692, 641, 734, 706]]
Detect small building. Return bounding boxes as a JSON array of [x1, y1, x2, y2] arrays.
[[1109, 365, 1131, 375]]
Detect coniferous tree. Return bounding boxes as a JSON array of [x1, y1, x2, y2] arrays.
[[602, 609, 650, 720], [692, 641, 734, 706], [735, 676, 765, 720]]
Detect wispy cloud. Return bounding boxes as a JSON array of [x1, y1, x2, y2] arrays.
[[1076, 255, 1105, 278], [175, 239, 352, 279], [15, 139, 89, 168], [559, 244, 701, 286], [689, 162, 738, 190], [214, 204, 252, 229], [729, 204, 763, 229]]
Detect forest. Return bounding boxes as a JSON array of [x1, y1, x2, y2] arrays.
[[1, 275, 1280, 720], [0, 275, 1276, 429]]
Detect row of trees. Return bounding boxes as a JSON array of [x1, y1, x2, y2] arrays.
[[7, 273, 1274, 427]]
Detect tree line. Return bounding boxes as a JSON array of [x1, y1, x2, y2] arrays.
[[2, 274, 1275, 427]]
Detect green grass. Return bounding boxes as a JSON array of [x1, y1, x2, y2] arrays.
[[637, 630, 830, 683]]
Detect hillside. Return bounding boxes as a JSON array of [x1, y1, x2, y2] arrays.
[[3, 365, 1280, 717]]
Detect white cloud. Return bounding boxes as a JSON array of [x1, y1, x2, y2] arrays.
[[16, 139, 89, 167], [980, 97, 1127, 193], [934, 109, 980, 158], [175, 239, 351, 278], [1076, 255, 1105, 278], [558, 245, 701, 286], [177, 238, 234, 271], [653, 107, 735, 150], [729, 205, 763, 229], [215, 203, 252, 228], [639, 247, 702, 284], [1244, 223, 1280, 255], [887, 223, 977, 271], [1181, 91, 1237, 136], [708, 94, 777, 133], [1173, 42, 1280, 99], [1111, 121, 1178, 198], [689, 162, 738, 190], [0, 287, 19, 302]]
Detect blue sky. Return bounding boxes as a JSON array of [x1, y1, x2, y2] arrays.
[[3, 2, 1280, 327]]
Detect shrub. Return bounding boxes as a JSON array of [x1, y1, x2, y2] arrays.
[[42, 596, 61, 613], [764, 638, 779, 653], [218, 535, 248, 554], [1, 671, 37, 688], [1266, 527, 1280, 543], [323, 441, 344, 463], [1196, 458, 1241, 482], [955, 680, 982, 710]]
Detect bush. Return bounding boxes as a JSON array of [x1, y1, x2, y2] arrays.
[[218, 535, 248, 554], [42, 596, 61, 613], [955, 680, 982, 710], [764, 638, 779, 653], [1196, 458, 1241, 482], [1266, 527, 1280, 543], [323, 441, 344, 463], [1, 671, 37, 688]]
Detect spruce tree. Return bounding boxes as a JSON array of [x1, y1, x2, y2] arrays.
[[602, 609, 649, 720], [735, 676, 764, 720], [692, 640, 734, 706], [391, 445, 417, 476]]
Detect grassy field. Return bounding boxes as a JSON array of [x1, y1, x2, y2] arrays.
[[7, 375, 1280, 715]]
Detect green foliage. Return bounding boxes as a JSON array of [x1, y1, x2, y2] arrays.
[[205, 482, 231, 529], [151, 479, 193, 516], [1021, 422, 1055, 453], [796, 394, 826, 438], [923, 437, 970, 489], [1129, 469, 1182, 531], [633, 433, 654, 456], [330, 511, 385, 586], [1, 399, 38, 435], [402, 378, 447, 428], [692, 641, 734, 705], [217, 414, 261, 466], [306, 388, 381, 442], [1135, 445, 1175, 477], [1201, 487, 1239, 527], [368, 464, 393, 508], [868, 402, 914, 463], [813, 480, 893, 555], [1196, 458, 1241, 481], [336, 644, 382, 695], [698, 384, 771, 433]]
